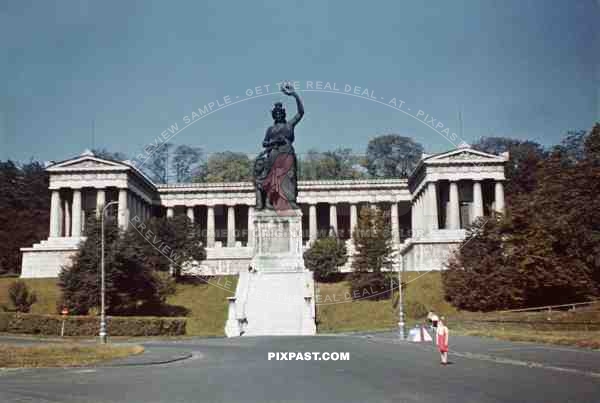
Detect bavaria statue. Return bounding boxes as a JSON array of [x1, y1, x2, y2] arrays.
[[254, 82, 304, 211]]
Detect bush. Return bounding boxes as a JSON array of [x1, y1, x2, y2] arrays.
[[8, 280, 37, 313], [405, 300, 428, 320], [304, 237, 347, 282], [0, 312, 186, 336]]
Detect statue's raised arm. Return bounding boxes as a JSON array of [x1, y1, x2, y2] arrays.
[[281, 83, 304, 127]]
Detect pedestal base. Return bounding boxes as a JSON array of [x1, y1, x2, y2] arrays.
[[226, 208, 316, 336]]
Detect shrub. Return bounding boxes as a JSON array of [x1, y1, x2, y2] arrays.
[[0, 312, 186, 336], [8, 280, 37, 313], [405, 300, 428, 320], [303, 237, 347, 282]]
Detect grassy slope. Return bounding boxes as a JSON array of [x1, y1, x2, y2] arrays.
[[316, 272, 456, 333], [0, 278, 60, 314], [166, 276, 237, 336], [0, 276, 237, 337]]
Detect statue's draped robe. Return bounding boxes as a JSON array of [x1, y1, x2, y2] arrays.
[[255, 122, 298, 212]]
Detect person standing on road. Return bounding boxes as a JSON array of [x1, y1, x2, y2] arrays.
[[427, 311, 439, 344], [436, 316, 449, 365]]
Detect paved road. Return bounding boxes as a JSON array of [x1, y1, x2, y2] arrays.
[[1, 334, 599, 403]]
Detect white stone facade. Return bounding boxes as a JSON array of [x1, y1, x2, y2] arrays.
[[20, 146, 508, 278]]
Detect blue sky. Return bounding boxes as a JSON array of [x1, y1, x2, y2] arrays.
[[1, 0, 598, 165]]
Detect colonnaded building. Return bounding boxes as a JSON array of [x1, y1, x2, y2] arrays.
[[20, 145, 508, 279]]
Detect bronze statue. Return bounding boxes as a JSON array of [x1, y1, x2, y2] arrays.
[[254, 82, 304, 211]]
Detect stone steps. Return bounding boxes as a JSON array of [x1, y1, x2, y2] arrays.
[[241, 271, 315, 336]]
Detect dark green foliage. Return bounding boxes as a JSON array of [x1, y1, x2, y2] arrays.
[[472, 136, 546, 196], [58, 214, 204, 315], [303, 236, 347, 281], [349, 207, 394, 300], [299, 148, 367, 180], [365, 135, 424, 178], [0, 161, 49, 275], [198, 151, 252, 182], [0, 312, 186, 336], [444, 124, 600, 311], [8, 280, 37, 313]]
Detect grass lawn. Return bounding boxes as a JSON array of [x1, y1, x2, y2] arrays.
[[0, 343, 144, 368], [166, 276, 237, 336], [453, 329, 600, 349], [449, 303, 600, 349], [0, 278, 60, 314], [316, 272, 456, 333], [1, 276, 237, 337]]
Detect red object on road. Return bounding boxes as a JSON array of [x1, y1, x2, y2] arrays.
[[61, 307, 69, 316], [437, 328, 449, 353]]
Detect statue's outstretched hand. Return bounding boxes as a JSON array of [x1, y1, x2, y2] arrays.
[[281, 82, 295, 96]]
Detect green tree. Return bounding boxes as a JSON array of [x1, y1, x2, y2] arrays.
[[143, 143, 173, 184], [365, 135, 424, 178], [58, 213, 205, 315], [200, 151, 252, 182], [299, 148, 366, 180], [472, 136, 546, 195], [349, 206, 394, 300], [171, 145, 204, 183], [0, 161, 49, 275], [8, 280, 37, 313], [444, 125, 600, 311], [303, 236, 347, 281]]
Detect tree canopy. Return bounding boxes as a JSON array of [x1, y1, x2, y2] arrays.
[[364, 135, 424, 178], [444, 124, 600, 311]]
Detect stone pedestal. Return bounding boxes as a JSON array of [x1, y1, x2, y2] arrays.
[[251, 209, 305, 273], [226, 208, 316, 336]]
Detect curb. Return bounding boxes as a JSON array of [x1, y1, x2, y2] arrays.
[[99, 352, 194, 367]]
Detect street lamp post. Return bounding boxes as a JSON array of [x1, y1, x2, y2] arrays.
[[398, 254, 406, 340], [100, 200, 119, 344]]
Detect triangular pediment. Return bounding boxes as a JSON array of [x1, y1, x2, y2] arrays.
[[424, 148, 507, 163], [47, 155, 128, 171]]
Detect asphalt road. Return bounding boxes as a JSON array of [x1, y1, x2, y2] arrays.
[[1, 334, 599, 403]]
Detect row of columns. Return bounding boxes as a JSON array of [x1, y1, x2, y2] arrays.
[[49, 188, 153, 237], [171, 205, 256, 248], [49, 183, 505, 241], [411, 180, 505, 234]]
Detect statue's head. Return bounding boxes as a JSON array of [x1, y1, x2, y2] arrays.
[[272, 102, 286, 123]]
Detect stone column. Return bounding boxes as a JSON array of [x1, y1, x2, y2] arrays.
[[71, 189, 82, 237], [472, 181, 484, 221], [410, 201, 416, 237], [247, 206, 255, 247], [118, 188, 129, 230], [350, 203, 358, 238], [494, 181, 505, 214], [96, 188, 106, 218], [187, 206, 195, 223], [428, 182, 439, 231], [415, 196, 422, 234], [227, 205, 236, 247], [207, 206, 215, 247], [329, 203, 337, 236], [49, 190, 61, 237], [309, 204, 317, 242], [390, 202, 400, 244], [166, 207, 174, 218], [63, 196, 71, 237], [135, 197, 141, 221], [448, 181, 460, 230]]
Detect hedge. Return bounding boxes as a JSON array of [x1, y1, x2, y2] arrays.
[[0, 313, 186, 336]]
